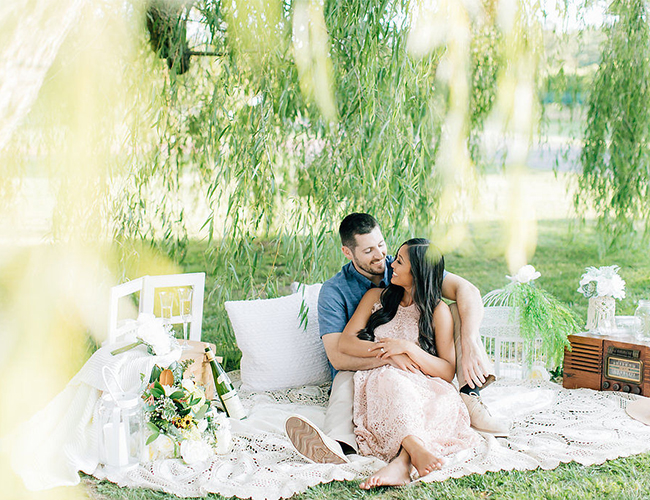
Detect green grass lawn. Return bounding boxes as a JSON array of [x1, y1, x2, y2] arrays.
[[85, 219, 650, 500]]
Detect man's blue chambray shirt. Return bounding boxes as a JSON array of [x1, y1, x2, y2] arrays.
[[318, 256, 448, 381], [318, 256, 395, 381]]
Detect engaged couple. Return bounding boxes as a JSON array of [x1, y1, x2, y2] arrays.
[[285, 213, 509, 488]]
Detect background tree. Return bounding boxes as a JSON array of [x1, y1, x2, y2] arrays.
[[578, 0, 650, 244], [105, 0, 518, 359]]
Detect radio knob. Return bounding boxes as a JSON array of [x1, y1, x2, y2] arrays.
[[632, 386, 642, 395], [612, 383, 621, 391], [603, 381, 610, 389], [623, 385, 631, 393]]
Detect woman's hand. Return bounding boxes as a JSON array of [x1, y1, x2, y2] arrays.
[[368, 338, 414, 360], [386, 353, 421, 373]]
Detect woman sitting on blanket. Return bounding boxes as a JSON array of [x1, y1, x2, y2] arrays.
[[339, 238, 482, 489]]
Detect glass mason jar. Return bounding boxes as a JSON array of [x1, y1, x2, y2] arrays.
[[586, 295, 616, 335], [634, 300, 650, 340]]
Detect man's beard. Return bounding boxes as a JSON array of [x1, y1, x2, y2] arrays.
[[355, 258, 385, 276]]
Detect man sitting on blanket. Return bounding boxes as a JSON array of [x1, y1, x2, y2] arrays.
[[286, 212, 508, 464]]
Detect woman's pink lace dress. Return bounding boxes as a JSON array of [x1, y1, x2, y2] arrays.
[[353, 303, 481, 462]]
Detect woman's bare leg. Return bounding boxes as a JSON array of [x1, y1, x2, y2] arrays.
[[359, 448, 412, 489], [401, 435, 444, 478]]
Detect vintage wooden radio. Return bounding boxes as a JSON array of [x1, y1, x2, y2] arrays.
[[563, 332, 650, 395]]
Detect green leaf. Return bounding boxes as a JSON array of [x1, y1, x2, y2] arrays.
[[146, 431, 160, 445], [178, 407, 192, 417], [169, 390, 185, 400], [194, 403, 209, 421], [149, 365, 162, 383]]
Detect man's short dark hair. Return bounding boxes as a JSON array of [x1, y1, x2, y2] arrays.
[[339, 213, 379, 249]]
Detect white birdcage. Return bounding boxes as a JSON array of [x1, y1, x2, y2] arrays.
[[480, 299, 549, 380]]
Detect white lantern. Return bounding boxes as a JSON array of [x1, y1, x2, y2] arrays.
[[98, 368, 145, 470]]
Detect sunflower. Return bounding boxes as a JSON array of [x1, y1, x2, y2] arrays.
[[174, 414, 194, 429]]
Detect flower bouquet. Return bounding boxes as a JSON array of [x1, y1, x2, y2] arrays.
[[143, 361, 231, 463], [111, 313, 179, 357], [577, 265, 626, 334], [483, 265, 580, 370], [577, 265, 626, 300]]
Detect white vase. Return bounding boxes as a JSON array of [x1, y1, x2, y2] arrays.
[[586, 296, 616, 335]]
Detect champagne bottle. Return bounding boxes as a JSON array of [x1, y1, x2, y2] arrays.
[[204, 346, 246, 420]]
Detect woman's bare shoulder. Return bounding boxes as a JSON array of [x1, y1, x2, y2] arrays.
[[363, 287, 383, 300], [433, 299, 451, 315], [359, 287, 382, 306], [432, 300, 453, 326]]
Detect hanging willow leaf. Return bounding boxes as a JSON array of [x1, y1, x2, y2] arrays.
[[578, 0, 650, 243]]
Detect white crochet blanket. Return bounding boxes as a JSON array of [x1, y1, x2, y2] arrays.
[[11, 349, 650, 499], [92, 377, 650, 499]]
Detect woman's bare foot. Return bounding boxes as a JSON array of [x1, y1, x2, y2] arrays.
[[359, 449, 412, 489], [401, 436, 444, 477]]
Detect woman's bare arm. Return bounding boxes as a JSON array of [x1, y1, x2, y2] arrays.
[[338, 288, 383, 358], [369, 301, 456, 382]]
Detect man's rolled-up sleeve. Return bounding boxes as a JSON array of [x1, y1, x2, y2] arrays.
[[318, 282, 347, 337]]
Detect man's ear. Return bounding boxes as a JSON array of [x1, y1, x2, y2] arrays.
[[341, 245, 354, 261]]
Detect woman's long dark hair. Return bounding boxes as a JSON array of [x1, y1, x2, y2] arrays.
[[357, 238, 444, 356]]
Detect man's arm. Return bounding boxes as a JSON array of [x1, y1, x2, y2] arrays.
[[441, 272, 490, 388], [323, 333, 421, 372], [318, 285, 385, 371], [322, 332, 388, 371], [318, 285, 419, 372]]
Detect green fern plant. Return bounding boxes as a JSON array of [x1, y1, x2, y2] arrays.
[[483, 266, 580, 370]]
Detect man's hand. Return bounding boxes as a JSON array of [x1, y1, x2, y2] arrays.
[[461, 336, 491, 388], [323, 332, 388, 371]]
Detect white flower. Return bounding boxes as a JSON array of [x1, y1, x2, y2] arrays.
[[507, 265, 541, 284], [162, 384, 177, 397], [180, 426, 202, 441], [147, 434, 176, 461], [136, 313, 176, 355], [596, 274, 626, 299], [197, 418, 208, 433], [182, 378, 207, 409], [180, 439, 214, 464], [577, 265, 626, 300], [211, 410, 230, 429], [181, 379, 196, 392]]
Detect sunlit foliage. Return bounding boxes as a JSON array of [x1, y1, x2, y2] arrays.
[[578, 0, 650, 243], [104, 0, 521, 354]]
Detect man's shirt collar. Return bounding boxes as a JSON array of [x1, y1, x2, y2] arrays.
[[343, 258, 391, 288]]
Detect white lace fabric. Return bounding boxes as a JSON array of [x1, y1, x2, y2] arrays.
[[11, 346, 650, 500], [92, 375, 650, 499]]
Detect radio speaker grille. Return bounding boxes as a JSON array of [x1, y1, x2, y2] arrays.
[[563, 335, 602, 389], [565, 339, 601, 373]]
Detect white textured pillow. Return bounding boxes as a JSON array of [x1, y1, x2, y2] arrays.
[[224, 283, 330, 391]]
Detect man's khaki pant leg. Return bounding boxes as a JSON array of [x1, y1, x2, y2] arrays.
[[450, 303, 493, 388], [323, 370, 358, 452]]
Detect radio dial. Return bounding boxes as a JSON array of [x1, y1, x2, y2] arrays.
[[602, 381, 610, 389], [612, 383, 621, 391], [623, 385, 631, 393], [632, 386, 642, 395]]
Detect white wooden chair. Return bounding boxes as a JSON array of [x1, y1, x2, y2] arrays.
[[106, 272, 206, 344]]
